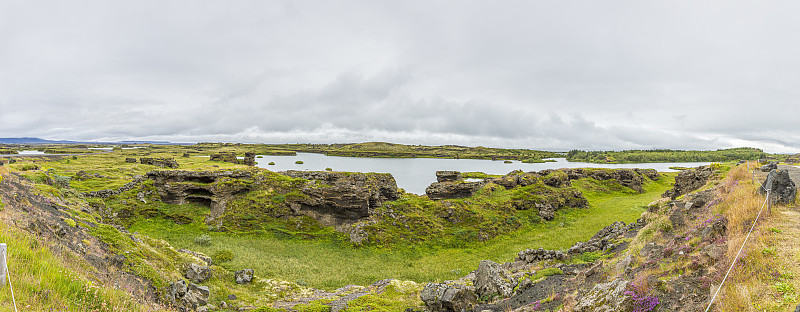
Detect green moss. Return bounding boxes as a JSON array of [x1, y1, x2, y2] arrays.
[[294, 300, 332, 312], [63, 218, 77, 227], [528, 268, 564, 281], [213, 250, 235, 263]]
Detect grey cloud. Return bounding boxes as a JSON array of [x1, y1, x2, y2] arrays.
[[2, 0, 800, 153]]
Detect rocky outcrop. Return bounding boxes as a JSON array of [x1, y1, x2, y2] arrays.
[[473, 260, 518, 299], [125, 157, 137, 163], [242, 152, 256, 166], [147, 170, 253, 222], [140, 157, 179, 168], [185, 263, 211, 283], [235, 269, 254, 284], [516, 221, 639, 264], [662, 165, 713, 199], [568, 221, 629, 255], [436, 171, 462, 183], [168, 280, 210, 312], [491, 171, 539, 189], [209, 152, 237, 164], [574, 279, 632, 312], [491, 168, 657, 193], [759, 169, 796, 204], [420, 282, 478, 312], [562, 168, 656, 193], [425, 181, 486, 200], [282, 171, 399, 226]]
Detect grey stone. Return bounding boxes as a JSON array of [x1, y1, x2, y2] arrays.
[[235, 269, 254, 284], [185, 263, 211, 283], [420, 282, 477, 312], [168, 280, 210, 311], [473, 260, 517, 299]]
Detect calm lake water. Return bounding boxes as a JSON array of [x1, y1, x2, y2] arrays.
[[256, 153, 711, 194]]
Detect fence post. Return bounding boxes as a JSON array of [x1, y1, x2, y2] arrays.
[[0, 243, 6, 288]]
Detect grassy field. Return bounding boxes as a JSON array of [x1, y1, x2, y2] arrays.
[[129, 172, 676, 290]]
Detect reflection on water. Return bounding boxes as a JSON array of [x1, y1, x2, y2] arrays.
[[255, 153, 710, 194]]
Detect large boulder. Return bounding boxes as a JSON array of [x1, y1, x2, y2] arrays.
[[420, 282, 478, 312], [185, 263, 211, 283], [473, 260, 518, 299], [761, 162, 778, 172], [662, 166, 714, 199], [425, 181, 485, 200], [282, 171, 399, 226], [235, 269, 254, 284], [168, 280, 210, 312], [574, 279, 632, 312], [759, 169, 797, 204]]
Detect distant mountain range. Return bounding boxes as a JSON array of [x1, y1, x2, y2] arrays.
[[0, 137, 182, 145]]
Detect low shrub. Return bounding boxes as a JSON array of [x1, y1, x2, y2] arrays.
[[194, 234, 211, 246], [213, 250, 235, 263]]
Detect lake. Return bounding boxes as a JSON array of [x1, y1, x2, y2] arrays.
[[255, 153, 710, 194]]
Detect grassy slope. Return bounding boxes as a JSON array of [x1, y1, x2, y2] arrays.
[[130, 173, 676, 290], [0, 225, 144, 311]]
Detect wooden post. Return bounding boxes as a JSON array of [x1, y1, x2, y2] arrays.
[[0, 243, 6, 288]]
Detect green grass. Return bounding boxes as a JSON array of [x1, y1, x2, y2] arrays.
[[130, 173, 675, 290]]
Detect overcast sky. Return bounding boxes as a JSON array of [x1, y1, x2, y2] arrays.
[[2, 1, 799, 152]]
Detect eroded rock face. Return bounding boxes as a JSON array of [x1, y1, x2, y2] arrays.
[[759, 169, 797, 204], [574, 279, 632, 312], [473, 260, 518, 299], [147, 170, 253, 222], [662, 166, 713, 199], [420, 282, 478, 312], [426, 181, 486, 200], [282, 171, 399, 226], [168, 280, 210, 312], [235, 269, 254, 284], [436, 171, 462, 183]]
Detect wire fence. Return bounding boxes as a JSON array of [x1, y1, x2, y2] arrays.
[[705, 162, 774, 311], [2, 243, 17, 312]]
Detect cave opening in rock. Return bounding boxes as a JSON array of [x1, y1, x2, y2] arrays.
[[186, 197, 212, 207], [186, 188, 214, 197]]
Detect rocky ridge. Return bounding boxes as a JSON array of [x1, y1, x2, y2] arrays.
[[420, 165, 735, 312]]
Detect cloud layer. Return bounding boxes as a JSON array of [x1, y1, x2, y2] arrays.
[[2, 1, 800, 152]]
